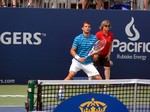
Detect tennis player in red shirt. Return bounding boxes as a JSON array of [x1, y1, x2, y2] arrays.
[[92, 20, 114, 80]]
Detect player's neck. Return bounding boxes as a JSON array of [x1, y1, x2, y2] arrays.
[[83, 32, 90, 38], [103, 30, 108, 35]]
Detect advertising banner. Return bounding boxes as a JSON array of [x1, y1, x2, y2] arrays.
[[0, 8, 149, 84]]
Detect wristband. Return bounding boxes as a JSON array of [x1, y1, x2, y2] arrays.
[[74, 55, 80, 60]]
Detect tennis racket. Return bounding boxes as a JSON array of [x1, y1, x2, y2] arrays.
[[85, 39, 106, 59]]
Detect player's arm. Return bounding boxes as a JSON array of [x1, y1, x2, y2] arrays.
[[70, 47, 78, 58], [106, 42, 112, 61], [108, 42, 112, 56], [107, 33, 114, 56], [70, 47, 85, 62]]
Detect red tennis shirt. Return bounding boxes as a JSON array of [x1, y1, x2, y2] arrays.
[[95, 30, 114, 55]]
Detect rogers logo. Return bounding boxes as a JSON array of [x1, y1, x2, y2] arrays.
[[125, 17, 140, 41], [0, 32, 46, 45]]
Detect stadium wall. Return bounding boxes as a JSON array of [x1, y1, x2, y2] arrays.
[[0, 8, 150, 84]]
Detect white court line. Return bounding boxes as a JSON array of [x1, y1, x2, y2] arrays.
[[0, 106, 25, 107], [0, 95, 26, 97], [0, 94, 56, 98]]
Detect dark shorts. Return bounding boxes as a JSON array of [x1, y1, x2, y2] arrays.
[[93, 55, 110, 67]]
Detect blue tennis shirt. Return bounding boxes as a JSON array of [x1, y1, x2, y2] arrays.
[[72, 34, 98, 64]]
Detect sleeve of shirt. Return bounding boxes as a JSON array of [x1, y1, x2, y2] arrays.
[[95, 32, 99, 39], [72, 37, 78, 48], [95, 32, 102, 40], [111, 32, 114, 41]]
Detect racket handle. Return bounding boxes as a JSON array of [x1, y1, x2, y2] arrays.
[[85, 54, 90, 59], [85, 51, 97, 59], [85, 56, 88, 59]]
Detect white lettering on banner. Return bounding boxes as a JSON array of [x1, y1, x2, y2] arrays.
[[0, 79, 15, 84], [133, 54, 147, 61], [117, 54, 147, 61], [117, 54, 133, 59], [13, 32, 22, 44], [0, 32, 46, 45], [113, 39, 150, 53], [112, 17, 149, 61]]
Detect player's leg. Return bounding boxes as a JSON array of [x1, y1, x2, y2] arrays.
[[58, 59, 81, 100], [144, 0, 149, 10], [83, 63, 102, 80], [1, 0, 6, 7], [12, 0, 16, 7], [58, 71, 76, 100], [96, 0, 103, 9], [83, 63, 102, 89], [93, 74, 102, 80], [95, 55, 111, 80], [103, 56, 111, 80], [91, 54, 100, 80], [64, 71, 76, 80], [65, 59, 81, 80], [104, 66, 110, 80], [27, 0, 33, 7], [102, 66, 111, 94], [137, 0, 144, 10], [88, 76, 93, 80], [82, 0, 87, 9]]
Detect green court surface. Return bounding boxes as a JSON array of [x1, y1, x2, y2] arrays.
[[0, 85, 27, 106]]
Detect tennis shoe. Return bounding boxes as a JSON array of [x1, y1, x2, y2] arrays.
[[27, 4, 33, 8]]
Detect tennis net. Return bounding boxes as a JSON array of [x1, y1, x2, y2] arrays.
[[25, 79, 150, 112]]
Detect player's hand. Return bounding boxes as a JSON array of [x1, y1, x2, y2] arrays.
[[78, 57, 86, 62], [105, 54, 110, 61], [92, 54, 99, 61]]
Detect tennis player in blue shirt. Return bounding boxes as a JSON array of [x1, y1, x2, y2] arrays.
[[58, 21, 102, 100], [65, 21, 102, 80]]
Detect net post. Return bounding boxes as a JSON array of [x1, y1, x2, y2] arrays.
[[27, 80, 35, 111], [133, 83, 137, 112], [36, 81, 42, 111]]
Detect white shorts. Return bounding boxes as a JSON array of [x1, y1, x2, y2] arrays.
[[69, 58, 99, 77]]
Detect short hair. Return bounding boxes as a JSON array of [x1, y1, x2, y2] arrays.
[[99, 20, 111, 30], [82, 21, 91, 27]]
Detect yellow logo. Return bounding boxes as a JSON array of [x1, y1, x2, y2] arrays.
[[79, 98, 107, 112]]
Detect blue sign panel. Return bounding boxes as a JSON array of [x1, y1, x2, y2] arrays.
[[0, 8, 149, 84], [54, 93, 128, 112]]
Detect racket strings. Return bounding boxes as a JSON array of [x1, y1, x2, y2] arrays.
[[94, 44, 99, 50]]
